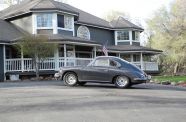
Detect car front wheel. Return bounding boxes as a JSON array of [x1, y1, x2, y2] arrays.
[[114, 76, 130, 88], [63, 72, 78, 86]]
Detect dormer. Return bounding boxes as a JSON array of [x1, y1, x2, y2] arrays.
[[33, 12, 75, 35], [1, 0, 79, 36], [111, 17, 144, 46]]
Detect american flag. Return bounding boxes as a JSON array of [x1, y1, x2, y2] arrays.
[[102, 45, 108, 56]]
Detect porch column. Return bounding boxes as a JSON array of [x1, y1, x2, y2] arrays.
[[21, 47, 24, 72], [129, 31, 132, 45], [118, 53, 121, 58], [64, 44, 67, 67], [130, 54, 133, 63], [3, 45, 6, 81], [73, 45, 76, 66], [54, 47, 59, 70], [140, 52, 144, 70], [94, 46, 97, 58]]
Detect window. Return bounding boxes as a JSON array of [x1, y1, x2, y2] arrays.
[[37, 14, 52, 27], [57, 14, 73, 29], [94, 59, 109, 67], [77, 26, 90, 40], [110, 60, 121, 67], [133, 54, 140, 62], [58, 15, 64, 28], [132, 31, 139, 41], [117, 31, 129, 40]]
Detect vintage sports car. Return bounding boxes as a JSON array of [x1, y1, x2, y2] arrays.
[[57, 56, 151, 88]]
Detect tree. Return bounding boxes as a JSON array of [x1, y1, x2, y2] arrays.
[[146, 0, 186, 75], [17, 35, 57, 79], [103, 10, 131, 22]]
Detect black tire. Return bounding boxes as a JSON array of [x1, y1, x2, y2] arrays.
[[63, 72, 78, 86], [78, 82, 87, 86], [114, 76, 130, 88]]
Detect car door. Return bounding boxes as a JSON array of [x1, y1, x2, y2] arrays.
[[81, 58, 110, 82], [107, 59, 122, 81]]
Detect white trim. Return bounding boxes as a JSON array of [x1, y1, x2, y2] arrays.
[[57, 27, 74, 32], [129, 31, 132, 45], [94, 46, 97, 58], [140, 52, 144, 70], [0, 43, 11, 45], [117, 40, 131, 42], [37, 27, 53, 29], [75, 22, 112, 30], [52, 41, 101, 46], [53, 13, 58, 34], [21, 48, 24, 72], [32, 13, 37, 34], [33, 10, 78, 16], [4, 11, 31, 20], [120, 51, 161, 53], [64, 44, 67, 66], [54, 47, 59, 70], [72, 16, 75, 36], [114, 28, 144, 31], [130, 54, 133, 62], [3, 44, 6, 81], [114, 31, 117, 45]]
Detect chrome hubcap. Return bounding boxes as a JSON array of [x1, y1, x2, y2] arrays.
[[66, 74, 76, 85], [116, 76, 128, 87]]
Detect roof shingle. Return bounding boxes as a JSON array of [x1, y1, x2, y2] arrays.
[[0, 0, 142, 30]]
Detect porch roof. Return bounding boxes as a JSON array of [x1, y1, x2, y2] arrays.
[[0, 19, 24, 43], [47, 34, 101, 46], [103, 45, 163, 54]]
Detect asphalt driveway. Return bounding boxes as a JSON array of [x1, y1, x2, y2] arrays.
[[0, 81, 186, 122]]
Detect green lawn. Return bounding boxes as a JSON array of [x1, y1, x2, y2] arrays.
[[152, 76, 186, 82]]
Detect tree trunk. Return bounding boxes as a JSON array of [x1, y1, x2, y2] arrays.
[[34, 56, 40, 80], [173, 63, 178, 75]]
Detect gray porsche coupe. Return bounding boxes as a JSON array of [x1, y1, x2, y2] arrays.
[[58, 56, 151, 88]]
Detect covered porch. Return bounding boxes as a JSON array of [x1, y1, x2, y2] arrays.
[[4, 44, 161, 74]]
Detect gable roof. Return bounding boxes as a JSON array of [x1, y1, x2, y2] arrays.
[[0, 0, 143, 30], [0, 19, 23, 43], [110, 17, 144, 31]]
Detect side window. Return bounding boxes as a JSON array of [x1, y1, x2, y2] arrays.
[[110, 60, 121, 67], [94, 59, 109, 67]]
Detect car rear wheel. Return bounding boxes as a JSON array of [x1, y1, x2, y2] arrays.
[[114, 76, 130, 88], [63, 72, 78, 86], [78, 82, 87, 86]]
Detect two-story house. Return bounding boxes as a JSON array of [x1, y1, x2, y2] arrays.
[[0, 0, 162, 81]]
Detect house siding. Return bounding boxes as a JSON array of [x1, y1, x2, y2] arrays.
[[0, 45, 4, 82], [117, 42, 130, 45], [58, 29, 73, 36], [11, 15, 32, 34], [132, 42, 140, 46], [75, 24, 114, 45]]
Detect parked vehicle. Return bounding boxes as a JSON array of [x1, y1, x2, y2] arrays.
[[57, 56, 151, 88]]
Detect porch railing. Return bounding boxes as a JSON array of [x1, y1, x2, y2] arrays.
[[5, 58, 93, 72], [132, 61, 159, 71], [5, 58, 158, 72]]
